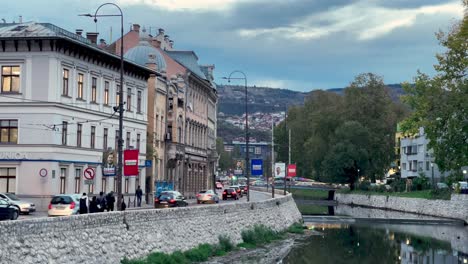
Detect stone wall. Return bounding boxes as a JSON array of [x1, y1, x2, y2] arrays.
[[335, 193, 468, 223], [0, 193, 301, 264]]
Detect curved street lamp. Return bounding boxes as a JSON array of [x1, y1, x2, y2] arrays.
[[80, 3, 125, 210], [222, 71, 250, 202]]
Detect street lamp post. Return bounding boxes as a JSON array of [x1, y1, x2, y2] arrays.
[[80, 3, 125, 210], [463, 170, 467, 181], [223, 71, 250, 202], [431, 163, 435, 189]]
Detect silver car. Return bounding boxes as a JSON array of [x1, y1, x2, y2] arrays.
[[196, 190, 219, 204], [0, 193, 36, 214], [48, 194, 80, 217]]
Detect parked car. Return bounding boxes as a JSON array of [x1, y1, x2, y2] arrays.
[[436, 182, 449, 189], [215, 182, 224, 190], [0, 199, 19, 220], [0, 193, 36, 214], [196, 190, 219, 204], [229, 185, 243, 197], [48, 194, 80, 217], [239, 185, 248, 195], [154, 191, 188, 208], [222, 188, 239, 200]]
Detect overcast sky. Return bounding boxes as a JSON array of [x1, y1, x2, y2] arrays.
[[1, 0, 464, 91]]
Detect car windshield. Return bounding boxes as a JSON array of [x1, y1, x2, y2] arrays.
[[199, 191, 207, 194], [51, 196, 73, 204], [158, 194, 174, 200], [4, 193, 20, 200], [225, 189, 235, 192]]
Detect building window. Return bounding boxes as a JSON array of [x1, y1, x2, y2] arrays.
[[178, 127, 182, 143], [418, 161, 423, 171], [103, 128, 108, 150], [0, 168, 16, 193], [114, 177, 118, 193], [116, 85, 120, 105], [255, 147, 261, 155], [88, 183, 94, 194], [125, 178, 129, 193], [0, 120, 18, 143], [91, 77, 97, 103], [126, 132, 131, 149], [137, 134, 141, 150], [115, 130, 119, 150], [104, 81, 110, 105], [102, 177, 107, 193], [77, 124, 82, 147], [402, 163, 406, 170], [74, 168, 81, 194], [1, 66, 20, 93], [127, 88, 132, 111], [60, 168, 67, 194], [91, 126, 96, 149], [137, 91, 142, 113], [62, 122, 68, 145], [426, 161, 430, 171], [62, 69, 69, 96], [77, 73, 84, 99]]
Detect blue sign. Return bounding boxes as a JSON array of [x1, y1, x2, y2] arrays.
[[155, 181, 174, 197], [251, 159, 263, 176], [145, 160, 152, 167]]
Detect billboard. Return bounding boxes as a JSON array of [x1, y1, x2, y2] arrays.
[[274, 163, 286, 178], [251, 159, 263, 176], [124, 149, 139, 176], [287, 164, 297, 178]]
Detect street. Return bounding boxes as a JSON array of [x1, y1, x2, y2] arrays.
[[16, 190, 274, 221]]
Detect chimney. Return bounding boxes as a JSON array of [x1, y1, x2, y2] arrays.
[[86, 32, 99, 44], [158, 28, 165, 35], [169, 40, 174, 49], [98, 38, 107, 48], [75, 29, 83, 36], [164, 35, 169, 41], [132, 24, 140, 32]]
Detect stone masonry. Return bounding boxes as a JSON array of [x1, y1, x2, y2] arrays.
[[335, 193, 468, 223], [0, 194, 301, 264]]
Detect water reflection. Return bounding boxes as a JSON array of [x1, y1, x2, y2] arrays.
[[284, 223, 468, 264]]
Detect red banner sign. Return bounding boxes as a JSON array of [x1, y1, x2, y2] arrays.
[[124, 149, 139, 176], [287, 164, 297, 178]]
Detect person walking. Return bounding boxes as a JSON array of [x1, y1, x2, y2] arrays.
[[121, 194, 126, 211], [79, 193, 88, 214], [106, 191, 115, 212], [97, 191, 107, 212], [135, 186, 143, 207], [89, 196, 98, 213]]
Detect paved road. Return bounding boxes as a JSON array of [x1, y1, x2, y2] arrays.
[[17, 190, 275, 221]]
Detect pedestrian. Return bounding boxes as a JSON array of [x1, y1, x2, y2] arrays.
[[97, 191, 107, 212], [79, 192, 88, 214], [135, 185, 143, 207], [106, 191, 115, 212], [89, 196, 98, 213], [121, 195, 126, 211]]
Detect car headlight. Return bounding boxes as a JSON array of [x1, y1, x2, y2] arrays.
[[20, 204, 30, 209]]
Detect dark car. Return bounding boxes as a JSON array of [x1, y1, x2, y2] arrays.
[[0, 199, 19, 220], [228, 186, 243, 198], [154, 191, 188, 208], [239, 185, 248, 195], [222, 188, 239, 200]]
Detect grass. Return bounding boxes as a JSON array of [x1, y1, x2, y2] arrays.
[[122, 223, 305, 264], [291, 189, 329, 200], [297, 204, 330, 215], [339, 189, 451, 200]]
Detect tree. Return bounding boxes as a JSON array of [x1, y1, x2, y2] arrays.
[[216, 138, 233, 171], [401, 3, 467, 172]]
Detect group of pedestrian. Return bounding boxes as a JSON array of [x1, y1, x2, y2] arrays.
[[79, 191, 126, 214]]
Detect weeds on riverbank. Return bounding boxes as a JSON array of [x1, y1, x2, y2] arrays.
[[121, 223, 304, 264]]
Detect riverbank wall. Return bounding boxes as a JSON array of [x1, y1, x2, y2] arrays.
[[0, 193, 301, 264], [335, 193, 468, 223]]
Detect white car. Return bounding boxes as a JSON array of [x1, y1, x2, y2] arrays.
[[48, 194, 80, 217], [0, 193, 36, 214], [196, 190, 219, 204]]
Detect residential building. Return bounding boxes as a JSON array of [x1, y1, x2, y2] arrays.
[[0, 22, 153, 210], [400, 127, 445, 180]]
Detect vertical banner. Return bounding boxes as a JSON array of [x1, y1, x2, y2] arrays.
[[287, 164, 297, 178], [274, 163, 286, 178], [124, 149, 139, 176], [251, 159, 263, 176]]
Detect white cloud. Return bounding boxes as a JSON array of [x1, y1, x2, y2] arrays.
[[238, 1, 463, 41], [116, 0, 265, 12]]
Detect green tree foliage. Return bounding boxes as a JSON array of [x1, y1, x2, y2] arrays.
[[216, 138, 233, 171], [401, 4, 467, 172], [274, 73, 405, 187]]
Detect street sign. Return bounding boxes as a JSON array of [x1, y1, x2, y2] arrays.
[[124, 149, 139, 176], [84, 167, 95, 180], [39, 168, 48, 177], [145, 160, 152, 167], [251, 159, 263, 176], [274, 163, 286, 178], [287, 164, 297, 177]]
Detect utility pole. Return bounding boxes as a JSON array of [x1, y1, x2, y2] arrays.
[[270, 119, 274, 197], [284, 110, 287, 195]]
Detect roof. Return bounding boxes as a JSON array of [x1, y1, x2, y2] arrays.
[[165, 50, 208, 80], [0, 22, 157, 77], [124, 37, 167, 71]]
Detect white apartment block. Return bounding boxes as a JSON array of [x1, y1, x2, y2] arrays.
[[0, 22, 154, 210], [400, 127, 445, 180]]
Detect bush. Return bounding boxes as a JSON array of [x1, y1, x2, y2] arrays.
[[412, 177, 430, 191], [429, 188, 451, 200], [390, 179, 406, 192], [357, 181, 371, 191], [241, 225, 283, 246], [287, 223, 304, 234], [218, 235, 234, 252], [184, 244, 213, 262]]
